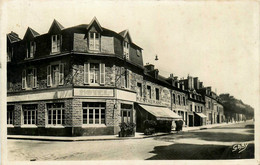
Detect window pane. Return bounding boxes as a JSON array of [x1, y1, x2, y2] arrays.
[[62, 110, 65, 125], [89, 109, 93, 124], [53, 110, 56, 125], [83, 109, 88, 124], [48, 110, 52, 124], [101, 109, 105, 124], [95, 109, 99, 124]]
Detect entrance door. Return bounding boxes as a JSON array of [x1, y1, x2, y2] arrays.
[[188, 115, 193, 126]]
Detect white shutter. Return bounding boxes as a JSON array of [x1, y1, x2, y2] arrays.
[[84, 63, 90, 84], [100, 63, 105, 85], [59, 63, 64, 85], [47, 65, 51, 86], [22, 69, 26, 89], [33, 68, 37, 88]]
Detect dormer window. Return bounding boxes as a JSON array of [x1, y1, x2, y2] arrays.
[[7, 47, 13, 62], [89, 32, 100, 51], [123, 41, 129, 60], [51, 34, 62, 53], [26, 41, 36, 59]]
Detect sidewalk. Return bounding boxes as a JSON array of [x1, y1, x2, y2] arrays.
[[7, 122, 239, 142]]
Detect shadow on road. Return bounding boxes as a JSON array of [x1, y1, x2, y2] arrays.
[[147, 143, 254, 160]]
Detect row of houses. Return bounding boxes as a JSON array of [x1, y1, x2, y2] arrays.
[[6, 17, 224, 136]]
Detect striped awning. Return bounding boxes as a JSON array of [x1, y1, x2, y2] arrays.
[[195, 112, 207, 118]]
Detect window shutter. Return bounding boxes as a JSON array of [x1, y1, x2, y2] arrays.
[[121, 67, 125, 88], [126, 70, 130, 88], [60, 35, 62, 52], [22, 69, 26, 89], [100, 63, 105, 85], [59, 63, 64, 85], [47, 65, 51, 86], [51, 35, 54, 52], [33, 42, 36, 55], [33, 68, 37, 88], [84, 63, 89, 84]]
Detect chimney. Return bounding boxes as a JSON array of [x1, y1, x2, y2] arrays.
[[144, 64, 154, 71], [170, 73, 174, 78], [199, 82, 203, 89], [193, 77, 199, 90]]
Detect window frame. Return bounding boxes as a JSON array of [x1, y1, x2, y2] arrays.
[[22, 104, 38, 126], [123, 40, 130, 60], [51, 34, 62, 54], [155, 88, 160, 100], [82, 102, 106, 126], [88, 32, 100, 51], [47, 63, 64, 87], [137, 82, 142, 97], [147, 85, 151, 99], [22, 67, 37, 90], [47, 103, 65, 126], [7, 105, 14, 125], [84, 62, 105, 85]]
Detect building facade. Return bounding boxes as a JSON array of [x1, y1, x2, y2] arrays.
[[7, 17, 224, 136]]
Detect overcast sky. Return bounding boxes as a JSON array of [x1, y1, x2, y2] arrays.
[[2, 0, 259, 110]]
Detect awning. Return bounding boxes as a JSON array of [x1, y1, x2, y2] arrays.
[[139, 104, 182, 121], [195, 112, 207, 118]]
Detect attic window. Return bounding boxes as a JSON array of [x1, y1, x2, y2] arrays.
[[123, 41, 129, 60], [26, 41, 36, 59], [51, 34, 62, 53], [88, 32, 100, 51], [7, 47, 13, 62], [137, 49, 141, 57]]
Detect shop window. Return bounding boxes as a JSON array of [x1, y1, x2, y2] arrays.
[[47, 103, 65, 126], [51, 34, 62, 53], [137, 83, 142, 97], [22, 68, 37, 89], [89, 32, 100, 51], [82, 102, 106, 125], [155, 88, 160, 100], [22, 104, 37, 125], [7, 105, 14, 125], [147, 85, 151, 99], [47, 63, 64, 87], [84, 62, 105, 85]]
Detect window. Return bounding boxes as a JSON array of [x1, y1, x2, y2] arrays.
[[51, 34, 62, 53], [121, 104, 132, 123], [155, 88, 159, 100], [22, 68, 37, 89], [22, 104, 37, 125], [123, 41, 129, 60], [208, 101, 211, 109], [47, 63, 64, 87], [195, 106, 197, 112], [190, 104, 192, 111], [82, 102, 106, 125], [183, 97, 186, 105], [147, 85, 151, 99], [137, 49, 141, 57], [84, 62, 105, 85], [26, 41, 36, 58], [47, 103, 65, 125], [201, 106, 203, 112], [7, 105, 14, 125], [7, 47, 13, 62], [178, 95, 181, 105], [173, 93, 176, 104], [137, 83, 142, 97], [89, 32, 100, 51], [121, 68, 130, 88]]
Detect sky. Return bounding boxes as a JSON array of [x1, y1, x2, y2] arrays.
[[1, 0, 259, 110]]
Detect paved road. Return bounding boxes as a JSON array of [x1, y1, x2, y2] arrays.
[[7, 121, 254, 160]]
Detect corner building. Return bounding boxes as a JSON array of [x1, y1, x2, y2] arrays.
[[7, 18, 224, 136]]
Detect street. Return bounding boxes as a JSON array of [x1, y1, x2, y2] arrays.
[[7, 121, 254, 160]]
